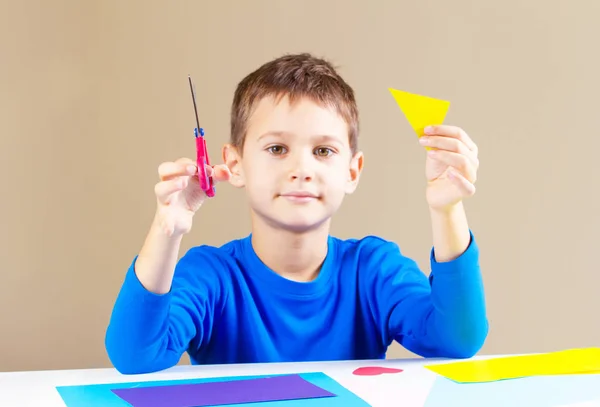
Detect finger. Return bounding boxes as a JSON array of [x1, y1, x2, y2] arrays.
[[174, 157, 196, 166], [158, 161, 196, 181], [428, 150, 477, 183], [419, 136, 479, 166], [154, 178, 188, 204], [424, 125, 478, 153], [448, 168, 476, 197], [209, 164, 232, 183]]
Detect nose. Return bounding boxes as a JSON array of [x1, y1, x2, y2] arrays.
[[288, 151, 314, 182]]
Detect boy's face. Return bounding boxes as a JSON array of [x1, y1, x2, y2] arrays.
[[224, 95, 363, 233]]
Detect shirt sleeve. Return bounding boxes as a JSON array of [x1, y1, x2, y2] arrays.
[[363, 232, 488, 359], [104, 247, 228, 374]]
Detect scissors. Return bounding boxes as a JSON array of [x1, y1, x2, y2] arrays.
[[188, 75, 216, 198]]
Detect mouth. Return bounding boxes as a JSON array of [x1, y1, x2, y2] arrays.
[[279, 191, 320, 203]]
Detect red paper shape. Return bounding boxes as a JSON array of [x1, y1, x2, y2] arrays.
[[352, 367, 404, 376]]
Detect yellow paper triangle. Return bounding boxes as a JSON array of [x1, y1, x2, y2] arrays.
[[388, 88, 450, 137], [424, 348, 600, 384]]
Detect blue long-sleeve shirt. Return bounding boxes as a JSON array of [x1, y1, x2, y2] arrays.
[[105, 233, 488, 374]]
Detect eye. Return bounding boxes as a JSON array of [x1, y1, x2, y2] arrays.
[[266, 145, 287, 155], [314, 147, 334, 157]]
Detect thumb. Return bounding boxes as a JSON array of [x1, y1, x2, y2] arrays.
[[207, 164, 232, 183]]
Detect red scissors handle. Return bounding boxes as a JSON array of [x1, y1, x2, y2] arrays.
[[195, 127, 215, 198]]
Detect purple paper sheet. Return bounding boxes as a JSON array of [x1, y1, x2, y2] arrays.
[[110, 374, 336, 407]]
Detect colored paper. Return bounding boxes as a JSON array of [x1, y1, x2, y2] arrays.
[[424, 374, 600, 407], [388, 88, 450, 141], [56, 372, 371, 407], [425, 348, 600, 383], [110, 374, 335, 407], [352, 367, 403, 376]]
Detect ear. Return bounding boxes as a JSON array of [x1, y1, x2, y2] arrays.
[[345, 151, 364, 194], [222, 143, 245, 188]]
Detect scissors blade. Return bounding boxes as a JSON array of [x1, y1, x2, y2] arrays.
[[188, 75, 201, 132]]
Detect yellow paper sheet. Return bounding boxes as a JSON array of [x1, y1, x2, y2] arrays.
[[388, 88, 450, 138], [424, 348, 600, 383]]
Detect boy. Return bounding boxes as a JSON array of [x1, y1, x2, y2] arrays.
[[105, 53, 488, 374]]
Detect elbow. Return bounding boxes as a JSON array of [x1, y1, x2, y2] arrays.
[[106, 349, 146, 375], [105, 329, 148, 375], [445, 342, 483, 359], [444, 320, 489, 359], [105, 329, 176, 375], [105, 347, 158, 375], [104, 337, 132, 375], [110, 359, 146, 376]]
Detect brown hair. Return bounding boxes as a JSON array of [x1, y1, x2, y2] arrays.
[[230, 53, 359, 155]]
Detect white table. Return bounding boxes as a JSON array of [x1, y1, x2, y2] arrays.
[[1, 357, 599, 407]]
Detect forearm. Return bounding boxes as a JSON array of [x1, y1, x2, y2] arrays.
[[401, 236, 488, 359], [105, 214, 190, 373], [105, 264, 184, 374], [429, 202, 471, 262], [425, 204, 487, 356], [430, 265, 487, 357], [135, 211, 184, 294]]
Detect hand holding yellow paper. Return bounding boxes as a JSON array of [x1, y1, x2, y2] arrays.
[[388, 88, 450, 142], [424, 348, 600, 384]]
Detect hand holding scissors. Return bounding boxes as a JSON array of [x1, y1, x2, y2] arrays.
[[149, 76, 231, 237]]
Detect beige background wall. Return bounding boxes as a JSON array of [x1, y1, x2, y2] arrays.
[[1, 0, 598, 372]]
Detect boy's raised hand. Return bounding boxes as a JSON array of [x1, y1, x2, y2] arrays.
[[154, 157, 231, 237], [418, 125, 480, 212]]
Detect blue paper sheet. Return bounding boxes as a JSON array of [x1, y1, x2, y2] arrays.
[[56, 371, 370, 407], [424, 373, 600, 407]]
